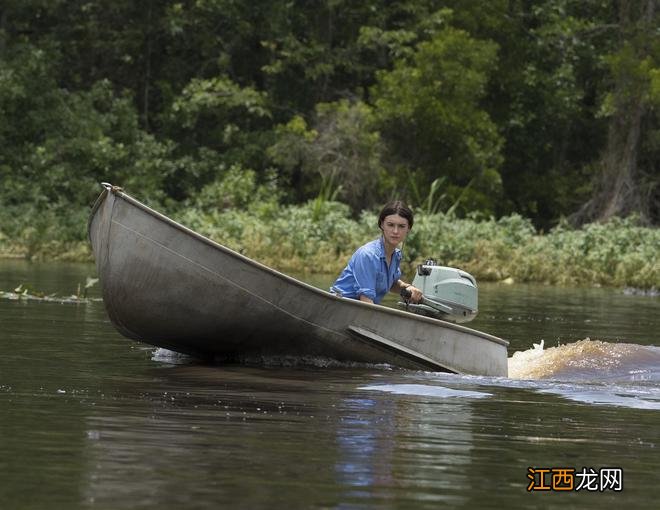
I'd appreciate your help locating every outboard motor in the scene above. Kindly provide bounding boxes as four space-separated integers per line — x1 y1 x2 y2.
398 259 478 323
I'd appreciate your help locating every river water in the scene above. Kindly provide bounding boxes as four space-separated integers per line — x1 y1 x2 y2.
1 260 659 509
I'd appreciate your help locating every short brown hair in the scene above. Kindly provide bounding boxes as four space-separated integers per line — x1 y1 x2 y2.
378 200 414 230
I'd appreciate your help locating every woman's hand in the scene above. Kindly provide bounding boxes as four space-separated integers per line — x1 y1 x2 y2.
396 281 423 303
406 285 423 303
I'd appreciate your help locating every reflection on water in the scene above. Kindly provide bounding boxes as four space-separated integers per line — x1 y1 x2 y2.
334 394 476 506
77 368 483 508
1 261 660 509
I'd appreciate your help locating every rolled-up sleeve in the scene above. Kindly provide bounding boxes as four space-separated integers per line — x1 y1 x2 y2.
351 249 378 300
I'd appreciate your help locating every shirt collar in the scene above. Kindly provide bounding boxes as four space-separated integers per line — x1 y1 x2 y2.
377 236 402 260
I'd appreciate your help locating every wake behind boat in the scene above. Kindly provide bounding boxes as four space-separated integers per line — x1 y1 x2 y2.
88 183 508 376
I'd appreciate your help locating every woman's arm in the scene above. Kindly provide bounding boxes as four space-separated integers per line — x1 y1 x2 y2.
351 249 379 302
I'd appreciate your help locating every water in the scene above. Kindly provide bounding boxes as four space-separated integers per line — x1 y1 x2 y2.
1 260 659 509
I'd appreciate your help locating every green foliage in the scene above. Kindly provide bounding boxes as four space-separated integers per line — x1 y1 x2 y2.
462 0 611 225
165 205 660 289
0 63 175 250
0 0 658 279
407 176 447 216
172 76 271 127
372 26 504 215
310 173 342 223
268 100 386 211
173 164 282 239
193 165 279 211
173 198 366 274
357 25 418 60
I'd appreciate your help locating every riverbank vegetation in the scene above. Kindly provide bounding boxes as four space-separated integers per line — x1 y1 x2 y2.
181 200 659 289
1 192 657 289
0 1 658 288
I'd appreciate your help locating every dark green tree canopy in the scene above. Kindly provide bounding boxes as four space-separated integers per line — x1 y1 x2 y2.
1 0 658 239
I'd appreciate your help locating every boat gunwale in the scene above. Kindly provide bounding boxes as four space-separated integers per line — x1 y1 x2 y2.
88 183 509 348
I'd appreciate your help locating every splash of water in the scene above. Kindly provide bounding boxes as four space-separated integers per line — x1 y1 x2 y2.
508 338 660 382
151 348 194 364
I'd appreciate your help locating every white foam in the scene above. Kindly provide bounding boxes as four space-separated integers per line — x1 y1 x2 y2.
151 348 193 364
359 383 492 399
537 384 660 410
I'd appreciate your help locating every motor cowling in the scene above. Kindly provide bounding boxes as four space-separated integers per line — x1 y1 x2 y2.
398 259 478 323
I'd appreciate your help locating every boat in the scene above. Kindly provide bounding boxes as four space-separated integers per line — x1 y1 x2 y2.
88 183 509 376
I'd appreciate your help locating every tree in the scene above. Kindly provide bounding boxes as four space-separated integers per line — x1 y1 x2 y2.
572 0 660 225
371 25 503 215
268 100 386 211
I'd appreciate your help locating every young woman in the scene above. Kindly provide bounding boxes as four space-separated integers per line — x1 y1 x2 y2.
331 201 423 304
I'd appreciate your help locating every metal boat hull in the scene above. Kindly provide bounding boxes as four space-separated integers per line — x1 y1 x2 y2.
88 185 509 376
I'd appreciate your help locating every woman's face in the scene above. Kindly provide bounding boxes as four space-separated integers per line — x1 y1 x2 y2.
381 214 410 247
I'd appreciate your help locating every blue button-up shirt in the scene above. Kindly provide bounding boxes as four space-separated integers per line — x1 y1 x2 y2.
331 237 402 304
